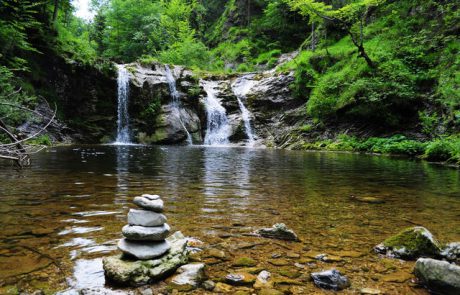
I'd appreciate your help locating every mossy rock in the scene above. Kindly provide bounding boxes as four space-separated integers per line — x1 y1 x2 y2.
233 257 257 267
375 226 442 260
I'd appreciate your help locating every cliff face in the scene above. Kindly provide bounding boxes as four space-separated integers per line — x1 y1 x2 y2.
23 50 118 143
121 62 305 147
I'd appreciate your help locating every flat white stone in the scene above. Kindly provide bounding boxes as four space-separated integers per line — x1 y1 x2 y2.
118 238 170 260
127 209 166 226
122 224 170 241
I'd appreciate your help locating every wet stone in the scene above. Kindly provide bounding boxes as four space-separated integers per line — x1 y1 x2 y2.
169 263 205 292
256 223 299 241
311 269 351 291
202 280 216 291
133 197 164 212
118 239 170 260
127 209 167 227
233 257 257 267
360 287 382 294
414 258 460 295
225 272 256 286
122 224 170 241
374 226 442 260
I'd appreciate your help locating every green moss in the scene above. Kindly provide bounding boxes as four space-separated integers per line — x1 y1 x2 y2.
233 257 257 267
382 227 441 258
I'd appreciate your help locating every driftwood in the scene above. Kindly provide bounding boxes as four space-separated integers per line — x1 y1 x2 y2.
0 96 56 167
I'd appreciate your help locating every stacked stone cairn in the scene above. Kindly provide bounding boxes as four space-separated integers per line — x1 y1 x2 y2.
118 194 171 259
103 194 189 286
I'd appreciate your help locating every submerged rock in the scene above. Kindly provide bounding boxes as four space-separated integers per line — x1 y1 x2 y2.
103 231 188 286
122 224 170 241
441 242 460 262
225 272 256 286
133 196 164 212
374 226 441 259
255 223 299 241
254 270 272 289
169 263 205 291
311 269 350 291
414 258 460 295
127 209 167 227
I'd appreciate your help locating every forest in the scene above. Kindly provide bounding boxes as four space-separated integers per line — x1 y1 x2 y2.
0 1 460 294
0 0 459 164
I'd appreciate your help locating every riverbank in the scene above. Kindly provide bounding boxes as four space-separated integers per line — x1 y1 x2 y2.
290 134 460 168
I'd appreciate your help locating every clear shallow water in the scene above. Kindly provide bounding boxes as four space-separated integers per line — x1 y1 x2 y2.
0 145 459 294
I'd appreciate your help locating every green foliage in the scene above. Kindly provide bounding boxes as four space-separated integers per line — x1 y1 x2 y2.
28 135 52 146
424 137 460 164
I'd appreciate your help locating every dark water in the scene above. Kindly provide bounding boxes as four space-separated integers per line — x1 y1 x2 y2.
0 145 459 294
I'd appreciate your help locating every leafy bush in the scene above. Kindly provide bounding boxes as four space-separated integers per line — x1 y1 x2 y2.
424 138 456 162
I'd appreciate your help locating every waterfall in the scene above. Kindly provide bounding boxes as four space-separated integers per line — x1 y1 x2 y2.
164 65 193 145
231 77 256 145
115 65 131 144
202 81 231 146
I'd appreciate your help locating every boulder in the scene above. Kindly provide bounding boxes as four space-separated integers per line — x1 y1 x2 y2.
414 258 460 295
168 263 205 291
256 223 299 241
122 224 170 241
311 269 350 291
133 197 164 212
127 209 167 227
118 239 170 260
374 226 442 259
103 232 188 286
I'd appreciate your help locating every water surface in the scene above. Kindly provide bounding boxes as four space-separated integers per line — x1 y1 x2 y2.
0 145 459 294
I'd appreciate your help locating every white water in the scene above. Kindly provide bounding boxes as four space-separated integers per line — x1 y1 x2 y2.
232 77 256 145
114 65 131 144
202 81 231 146
164 65 193 145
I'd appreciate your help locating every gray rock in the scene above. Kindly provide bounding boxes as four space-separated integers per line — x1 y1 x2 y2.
374 226 442 260
414 258 460 295
169 263 205 291
118 239 170 260
256 223 299 241
441 242 460 262
127 209 166 227
104 231 189 286
122 224 170 241
311 269 351 291
133 197 164 212
202 280 216 291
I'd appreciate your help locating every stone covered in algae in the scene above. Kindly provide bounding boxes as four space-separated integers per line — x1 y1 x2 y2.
374 226 442 259
103 231 188 286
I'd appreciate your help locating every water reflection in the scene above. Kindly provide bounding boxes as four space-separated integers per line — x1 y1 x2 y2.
0 145 459 293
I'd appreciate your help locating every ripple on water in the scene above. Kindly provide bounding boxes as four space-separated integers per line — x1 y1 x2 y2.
58 226 103 236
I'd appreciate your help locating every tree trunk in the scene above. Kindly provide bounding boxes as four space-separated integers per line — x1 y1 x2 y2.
52 0 59 23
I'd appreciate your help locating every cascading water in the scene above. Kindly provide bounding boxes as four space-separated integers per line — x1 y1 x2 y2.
231 77 256 145
201 81 231 146
115 65 131 144
164 65 193 145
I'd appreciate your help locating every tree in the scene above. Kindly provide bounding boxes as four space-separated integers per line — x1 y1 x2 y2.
285 0 386 68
